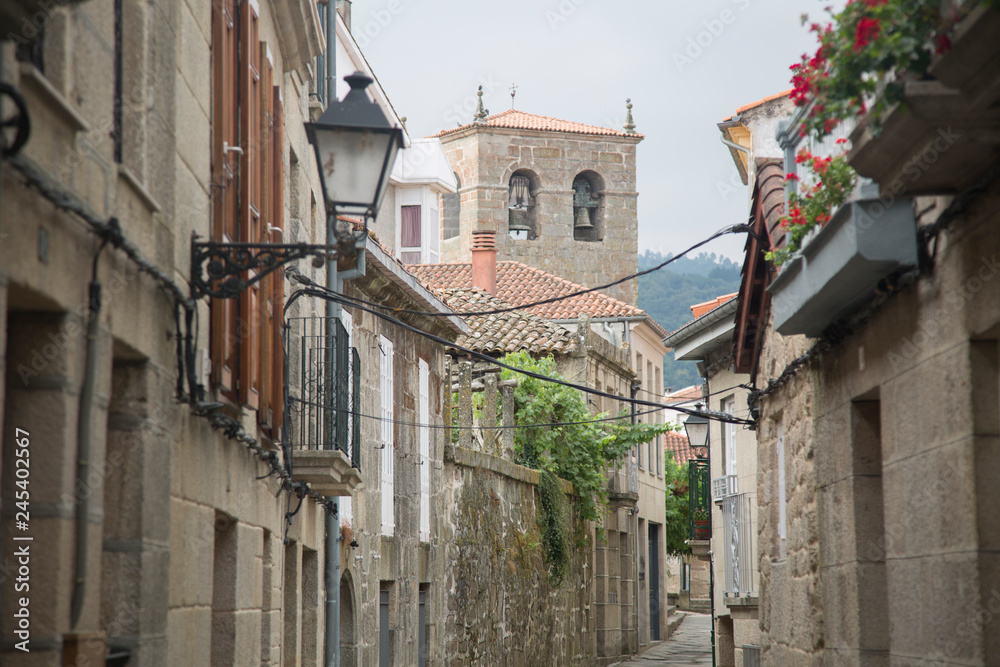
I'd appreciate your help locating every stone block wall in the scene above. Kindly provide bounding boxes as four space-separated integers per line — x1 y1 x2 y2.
439 128 641 306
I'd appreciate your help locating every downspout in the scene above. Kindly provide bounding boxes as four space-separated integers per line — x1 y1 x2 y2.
71 238 109 627
631 381 641 651
324 5 341 666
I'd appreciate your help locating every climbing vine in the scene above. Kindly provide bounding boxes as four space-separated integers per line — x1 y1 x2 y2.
498 351 672 584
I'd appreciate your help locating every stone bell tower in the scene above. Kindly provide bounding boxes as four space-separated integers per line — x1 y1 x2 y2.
435 92 643 306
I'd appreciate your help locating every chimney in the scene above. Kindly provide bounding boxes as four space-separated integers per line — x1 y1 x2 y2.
470 230 497 295
336 0 352 31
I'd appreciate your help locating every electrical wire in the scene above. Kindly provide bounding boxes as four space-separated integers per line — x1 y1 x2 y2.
287 287 753 426
327 404 668 431
286 222 753 319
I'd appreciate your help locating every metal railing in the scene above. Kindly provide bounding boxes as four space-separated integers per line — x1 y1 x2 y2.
284 316 360 469
689 459 710 540
722 492 756 597
712 474 738 502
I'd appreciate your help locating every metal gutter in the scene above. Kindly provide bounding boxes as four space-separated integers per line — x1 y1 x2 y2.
662 297 739 348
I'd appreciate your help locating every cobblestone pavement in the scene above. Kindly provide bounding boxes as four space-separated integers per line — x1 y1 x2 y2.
609 613 713 666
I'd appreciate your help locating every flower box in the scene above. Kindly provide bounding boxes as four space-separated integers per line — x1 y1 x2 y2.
847 78 999 196
768 189 918 337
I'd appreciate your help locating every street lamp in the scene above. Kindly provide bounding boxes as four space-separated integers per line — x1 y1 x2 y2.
305 71 404 230
684 402 709 453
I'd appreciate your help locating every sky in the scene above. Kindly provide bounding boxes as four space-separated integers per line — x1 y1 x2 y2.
359 0 827 261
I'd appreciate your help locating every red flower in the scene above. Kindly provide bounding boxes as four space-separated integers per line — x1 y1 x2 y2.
785 173 800 182
835 137 848 145
795 151 811 165
863 0 888 6
854 17 880 51
935 33 952 54
824 118 839 133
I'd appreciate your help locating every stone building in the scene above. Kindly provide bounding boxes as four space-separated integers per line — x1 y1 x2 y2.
434 100 643 306
731 8 1000 665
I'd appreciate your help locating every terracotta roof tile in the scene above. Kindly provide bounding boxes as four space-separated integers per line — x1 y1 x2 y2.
434 109 644 140
721 89 793 122
664 431 699 465
664 385 703 402
436 288 578 356
690 293 738 319
410 261 649 321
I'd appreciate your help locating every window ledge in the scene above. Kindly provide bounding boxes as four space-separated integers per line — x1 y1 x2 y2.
19 63 90 133
117 164 161 213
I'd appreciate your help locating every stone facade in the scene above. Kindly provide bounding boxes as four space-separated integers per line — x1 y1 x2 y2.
438 123 642 306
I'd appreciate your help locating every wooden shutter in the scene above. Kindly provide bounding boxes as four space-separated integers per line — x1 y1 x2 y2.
419 359 430 542
380 335 394 536
257 43 274 429
269 84 285 434
238 1 261 409
210 0 240 396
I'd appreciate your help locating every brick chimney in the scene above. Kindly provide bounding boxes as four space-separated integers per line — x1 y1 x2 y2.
470 230 497 295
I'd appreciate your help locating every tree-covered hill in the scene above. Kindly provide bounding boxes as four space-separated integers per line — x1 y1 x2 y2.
637 250 742 391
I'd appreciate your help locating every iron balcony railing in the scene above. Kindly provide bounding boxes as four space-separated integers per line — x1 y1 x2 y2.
712 474 738 503
722 492 756 597
285 316 361 470
689 459 710 540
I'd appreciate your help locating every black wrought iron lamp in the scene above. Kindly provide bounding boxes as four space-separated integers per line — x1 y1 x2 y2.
305 70 403 241
684 402 710 454
190 71 403 300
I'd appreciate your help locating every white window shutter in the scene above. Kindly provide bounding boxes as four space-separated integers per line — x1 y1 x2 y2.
419 359 430 542
380 335 394 536
341 310 354 526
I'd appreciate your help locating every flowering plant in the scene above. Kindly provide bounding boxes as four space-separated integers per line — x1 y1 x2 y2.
790 0 963 139
766 143 857 266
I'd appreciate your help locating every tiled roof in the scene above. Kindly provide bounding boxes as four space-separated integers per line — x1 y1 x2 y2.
410 261 647 321
436 288 578 356
434 109 644 139
690 293 739 319
664 431 699 464
665 385 703 403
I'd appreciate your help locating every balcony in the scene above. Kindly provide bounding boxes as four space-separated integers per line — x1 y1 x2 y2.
285 316 362 496
768 185 918 337
721 492 756 598
689 459 710 541
712 474 738 504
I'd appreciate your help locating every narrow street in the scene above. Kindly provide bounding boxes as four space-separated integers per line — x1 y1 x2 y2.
612 613 713 666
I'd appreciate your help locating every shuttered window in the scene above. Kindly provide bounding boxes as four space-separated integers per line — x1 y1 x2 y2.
210 0 283 435
418 359 430 542
341 310 354 527
380 335 395 536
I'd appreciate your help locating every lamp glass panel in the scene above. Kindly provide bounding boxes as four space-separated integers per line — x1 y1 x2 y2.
313 127 397 214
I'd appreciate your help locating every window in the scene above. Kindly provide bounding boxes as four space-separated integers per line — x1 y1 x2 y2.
380 335 395 536
507 170 538 240
419 359 431 542
209 0 284 435
379 586 391 667
400 205 422 264
572 171 604 242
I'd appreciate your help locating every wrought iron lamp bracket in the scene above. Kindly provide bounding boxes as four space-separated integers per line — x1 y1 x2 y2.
190 238 336 300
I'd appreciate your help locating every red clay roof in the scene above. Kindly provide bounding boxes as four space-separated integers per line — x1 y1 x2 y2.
664 431 698 465
410 261 647 321
435 288 578 356
690 293 738 319
434 109 644 140
665 385 703 403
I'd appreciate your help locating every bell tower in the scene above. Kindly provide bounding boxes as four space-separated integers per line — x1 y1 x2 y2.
435 97 643 306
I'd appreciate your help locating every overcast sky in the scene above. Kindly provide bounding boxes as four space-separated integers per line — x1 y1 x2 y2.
360 0 826 260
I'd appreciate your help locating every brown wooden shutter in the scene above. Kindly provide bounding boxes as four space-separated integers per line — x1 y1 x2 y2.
258 44 275 431
238 1 261 409
210 0 240 397
270 85 285 435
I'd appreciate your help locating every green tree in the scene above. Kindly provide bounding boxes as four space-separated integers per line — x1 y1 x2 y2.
498 351 671 583
664 451 692 557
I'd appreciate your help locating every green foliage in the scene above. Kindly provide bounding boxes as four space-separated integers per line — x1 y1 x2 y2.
537 470 570 585
663 452 692 557
636 251 742 392
497 351 672 583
